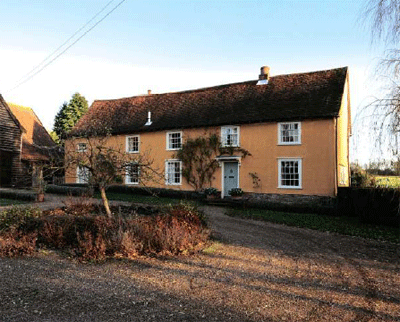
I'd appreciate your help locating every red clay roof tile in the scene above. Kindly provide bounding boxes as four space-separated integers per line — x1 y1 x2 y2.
71 67 348 136
7 103 56 161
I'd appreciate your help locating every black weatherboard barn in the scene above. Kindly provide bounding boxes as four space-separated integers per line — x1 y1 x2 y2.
0 94 23 186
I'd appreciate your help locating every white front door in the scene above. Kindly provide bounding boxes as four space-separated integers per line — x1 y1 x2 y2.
223 162 239 197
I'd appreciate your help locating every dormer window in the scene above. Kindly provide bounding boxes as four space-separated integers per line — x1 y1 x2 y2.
221 126 239 147
278 122 301 145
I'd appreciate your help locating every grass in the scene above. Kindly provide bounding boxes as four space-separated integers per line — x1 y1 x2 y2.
374 175 400 188
226 208 399 244
94 191 196 205
0 198 28 206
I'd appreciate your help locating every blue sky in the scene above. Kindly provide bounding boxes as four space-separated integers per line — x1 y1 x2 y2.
0 0 385 162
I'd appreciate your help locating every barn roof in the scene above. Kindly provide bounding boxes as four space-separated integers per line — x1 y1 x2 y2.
8 103 57 161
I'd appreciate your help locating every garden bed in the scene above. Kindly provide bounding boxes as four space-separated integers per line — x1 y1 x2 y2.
0 202 210 261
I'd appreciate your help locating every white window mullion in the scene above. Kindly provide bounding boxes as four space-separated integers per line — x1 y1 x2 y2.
166 131 182 150
278 158 302 189
221 126 240 147
278 122 301 145
165 159 182 185
126 135 140 153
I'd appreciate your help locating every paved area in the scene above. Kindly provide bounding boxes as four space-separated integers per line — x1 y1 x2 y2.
0 193 399 321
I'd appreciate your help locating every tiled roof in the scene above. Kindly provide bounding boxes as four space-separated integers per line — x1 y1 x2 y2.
71 67 348 136
7 103 57 161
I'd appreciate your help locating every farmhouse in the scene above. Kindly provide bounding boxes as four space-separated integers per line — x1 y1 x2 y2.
66 66 351 199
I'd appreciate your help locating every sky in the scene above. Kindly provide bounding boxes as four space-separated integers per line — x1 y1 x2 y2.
0 0 388 163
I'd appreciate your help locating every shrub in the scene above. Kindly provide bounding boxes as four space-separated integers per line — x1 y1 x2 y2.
0 206 42 232
0 190 36 201
104 185 203 200
229 188 244 197
204 187 219 196
1 202 209 261
0 232 37 257
337 186 400 226
45 184 92 197
351 165 375 187
132 203 209 256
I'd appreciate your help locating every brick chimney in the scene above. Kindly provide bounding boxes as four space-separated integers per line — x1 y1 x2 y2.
256 66 270 85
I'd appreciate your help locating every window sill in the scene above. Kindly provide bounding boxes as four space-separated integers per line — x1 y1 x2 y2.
278 186 302 189
277 143 301 146
127 151 140 154
221 145 240 148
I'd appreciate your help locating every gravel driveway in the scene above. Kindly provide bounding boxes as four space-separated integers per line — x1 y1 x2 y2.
0 205 399 321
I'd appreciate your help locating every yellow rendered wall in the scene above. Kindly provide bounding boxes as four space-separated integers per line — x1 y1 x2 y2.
337 77 351 187
65 119 338 196
239 119 337 196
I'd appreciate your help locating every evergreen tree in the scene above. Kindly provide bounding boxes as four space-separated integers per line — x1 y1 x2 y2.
53 93 88 142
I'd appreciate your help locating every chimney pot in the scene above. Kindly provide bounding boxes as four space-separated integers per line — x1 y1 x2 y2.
257 66 270 85
147 89 152 95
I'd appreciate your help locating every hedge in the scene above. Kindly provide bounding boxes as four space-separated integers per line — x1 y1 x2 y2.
46 184 203 200
337 187 400 226
0 190 36 201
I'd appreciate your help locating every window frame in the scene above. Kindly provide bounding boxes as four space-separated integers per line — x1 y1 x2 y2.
278 122 301 145
77 143 87 153
76 165 90 184
166 131 183 151
278 158 302 189
126 135 140 153
165 159 182 185
221 126 240 147
125 163 140 185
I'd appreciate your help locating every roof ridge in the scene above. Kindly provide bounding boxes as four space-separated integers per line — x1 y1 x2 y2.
92 66 348 103
72 66 348 137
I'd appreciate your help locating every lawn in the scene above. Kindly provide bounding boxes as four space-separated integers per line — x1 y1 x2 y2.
226 208 399 244
0 198 28 206
374 175 400 187
94 191 195 205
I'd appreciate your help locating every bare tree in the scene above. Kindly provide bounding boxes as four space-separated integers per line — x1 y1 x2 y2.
363 0 400 156
65 134 162 218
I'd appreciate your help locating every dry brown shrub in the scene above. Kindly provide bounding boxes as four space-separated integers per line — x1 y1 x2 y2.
0 231 37 257
41 217 68 248
62 194 97 216
76 230 106 261
131 204 210 256
1 202 209 261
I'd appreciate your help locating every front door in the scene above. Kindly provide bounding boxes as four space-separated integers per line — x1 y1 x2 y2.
223 162 239 197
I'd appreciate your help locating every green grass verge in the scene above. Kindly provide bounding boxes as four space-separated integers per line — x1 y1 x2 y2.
226 208 399 244
0 198 28 206
374 175 400 188
94 191 195 206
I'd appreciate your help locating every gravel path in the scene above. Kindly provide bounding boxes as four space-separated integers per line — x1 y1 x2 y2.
0 205 399 321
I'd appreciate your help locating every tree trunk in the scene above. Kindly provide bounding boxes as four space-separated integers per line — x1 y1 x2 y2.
100 186 112 218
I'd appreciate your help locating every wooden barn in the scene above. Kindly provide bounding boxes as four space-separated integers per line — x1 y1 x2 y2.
0 94 23 187
0 95 58 187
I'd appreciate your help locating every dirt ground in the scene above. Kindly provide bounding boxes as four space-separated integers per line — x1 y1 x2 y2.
0 205 399 322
